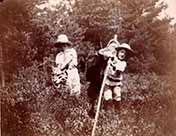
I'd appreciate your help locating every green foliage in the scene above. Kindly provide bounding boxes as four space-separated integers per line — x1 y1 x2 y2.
1 65 176 136
0 0 33 77
31 0 86 50
1 1 176 135
72 0 174 73
1 0 175 78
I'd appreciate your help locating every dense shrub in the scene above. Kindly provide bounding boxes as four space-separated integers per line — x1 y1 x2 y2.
1 64 176 136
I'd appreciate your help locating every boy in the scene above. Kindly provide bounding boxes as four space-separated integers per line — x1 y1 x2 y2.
99 41 134 110
87 37 134 117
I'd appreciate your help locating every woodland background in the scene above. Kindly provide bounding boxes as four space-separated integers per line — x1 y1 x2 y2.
1 0 176 136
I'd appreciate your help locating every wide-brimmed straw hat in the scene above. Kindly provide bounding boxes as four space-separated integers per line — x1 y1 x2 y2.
56 34 72 45
117 43 135 56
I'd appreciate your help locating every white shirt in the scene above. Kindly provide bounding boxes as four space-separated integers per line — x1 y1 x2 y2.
55 48 78 70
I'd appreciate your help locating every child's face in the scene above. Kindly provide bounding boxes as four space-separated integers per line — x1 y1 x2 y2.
117 49 126 61
55 43 69 51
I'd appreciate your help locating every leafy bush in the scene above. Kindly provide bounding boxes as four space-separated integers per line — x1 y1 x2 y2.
1 64 176 136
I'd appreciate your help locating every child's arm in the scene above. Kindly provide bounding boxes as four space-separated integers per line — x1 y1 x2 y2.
55 53 63 71
62 48 78 69
98 48 116 58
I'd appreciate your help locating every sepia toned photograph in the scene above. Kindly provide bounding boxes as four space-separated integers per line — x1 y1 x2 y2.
1 0 176 136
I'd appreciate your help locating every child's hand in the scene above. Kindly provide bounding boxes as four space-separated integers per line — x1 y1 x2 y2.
106 52 114 58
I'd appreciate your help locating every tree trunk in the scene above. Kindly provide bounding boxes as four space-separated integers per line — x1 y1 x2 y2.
0 45 5 87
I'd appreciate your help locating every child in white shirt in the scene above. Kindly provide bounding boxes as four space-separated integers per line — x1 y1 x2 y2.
52 34 80 96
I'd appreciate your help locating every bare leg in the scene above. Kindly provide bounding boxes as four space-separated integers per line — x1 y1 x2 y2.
113 86 122 112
